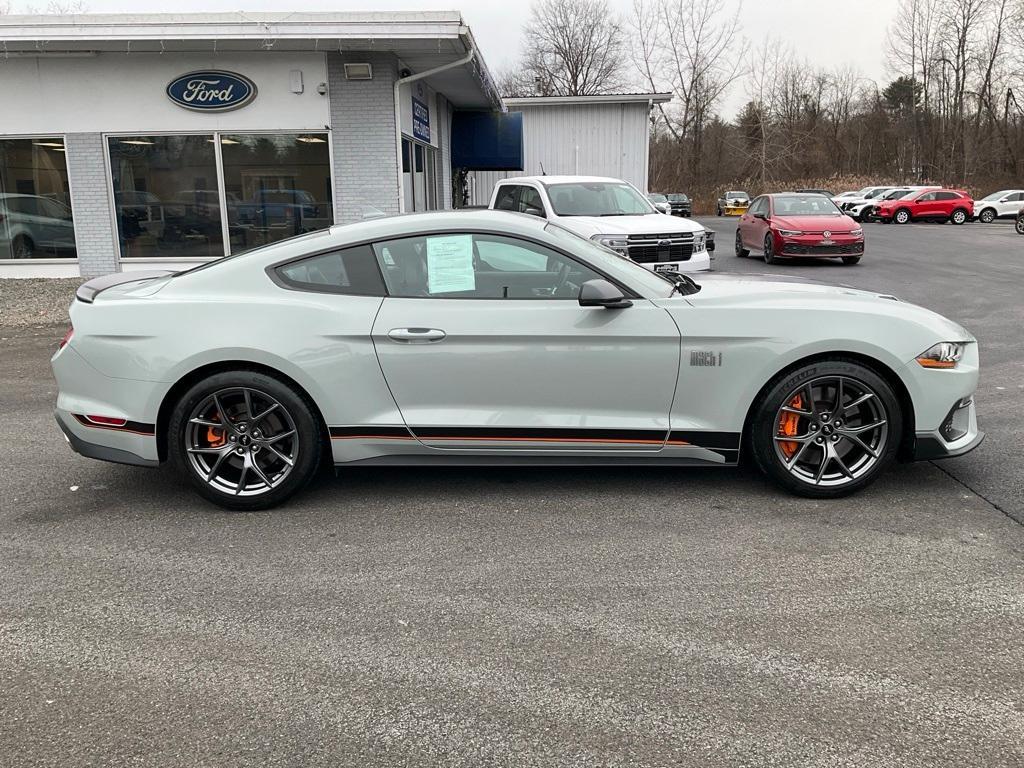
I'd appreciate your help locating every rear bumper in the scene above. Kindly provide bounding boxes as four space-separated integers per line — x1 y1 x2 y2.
55 411 159 468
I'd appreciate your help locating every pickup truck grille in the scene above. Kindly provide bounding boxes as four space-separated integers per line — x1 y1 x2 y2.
626 233 694 263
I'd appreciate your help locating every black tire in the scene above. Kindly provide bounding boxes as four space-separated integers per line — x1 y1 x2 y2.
735 229 749 257
716 206 723 216
1016 216 1024 235
11 235 34 259
763 234 778 265
750 358 903 498
842 256 861 265
950 208 968 225
979 208 996 224
168 370 322 511
893 208 911 224
858 207 872 222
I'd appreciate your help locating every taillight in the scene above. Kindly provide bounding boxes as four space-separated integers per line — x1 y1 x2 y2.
85 415 128 427
58 327 74 350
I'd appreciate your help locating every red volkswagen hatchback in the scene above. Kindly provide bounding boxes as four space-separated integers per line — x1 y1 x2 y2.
875 189 973 224
735 193 864 265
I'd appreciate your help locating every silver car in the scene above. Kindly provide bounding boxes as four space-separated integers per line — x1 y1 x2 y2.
53 210 983 510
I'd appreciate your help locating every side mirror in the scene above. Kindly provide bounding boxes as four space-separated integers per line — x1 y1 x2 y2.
578 279 632 309
999 197 1010 203
753 211 767 220
523 206 545 218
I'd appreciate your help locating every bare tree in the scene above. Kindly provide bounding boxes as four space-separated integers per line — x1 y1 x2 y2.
507 0 626 97
630 0 743 186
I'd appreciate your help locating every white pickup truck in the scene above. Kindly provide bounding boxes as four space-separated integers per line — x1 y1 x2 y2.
487 175 711 273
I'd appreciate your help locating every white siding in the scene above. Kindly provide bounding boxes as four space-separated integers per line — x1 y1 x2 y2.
470 100 652 206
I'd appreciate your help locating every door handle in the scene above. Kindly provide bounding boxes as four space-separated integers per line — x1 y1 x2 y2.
388 327 446 343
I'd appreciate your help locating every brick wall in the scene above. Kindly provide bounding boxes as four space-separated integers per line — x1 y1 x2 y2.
326 52 400 224
65 133 120 277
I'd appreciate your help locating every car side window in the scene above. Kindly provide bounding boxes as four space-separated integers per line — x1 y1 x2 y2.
916 192 936 202
517 186 546 216
1004 193 1022 202
749 197 767 216
936 191 959 201
372 233 602 300
275 244 387 296
493 186 518 211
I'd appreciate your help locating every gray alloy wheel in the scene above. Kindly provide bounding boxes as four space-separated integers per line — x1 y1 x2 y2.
169 371 322 510
185 387 299 498
11 235 34 259
735 229 748 257
979 208 996 223
950 208 968 225
894 209 911 224
751 360 902 498
1016 216 1024 235
763 234 777 265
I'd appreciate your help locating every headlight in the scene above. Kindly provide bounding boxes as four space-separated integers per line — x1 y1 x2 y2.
694 233 706 252
590 234 629 253
916 342 966 369
777 229 803 237
850 228 863 236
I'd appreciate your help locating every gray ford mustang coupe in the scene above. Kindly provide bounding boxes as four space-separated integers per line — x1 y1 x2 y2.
53 210 982 510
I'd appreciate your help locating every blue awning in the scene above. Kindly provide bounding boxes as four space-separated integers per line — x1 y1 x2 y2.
451 111 523 171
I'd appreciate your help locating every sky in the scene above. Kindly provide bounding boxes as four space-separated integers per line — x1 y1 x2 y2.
9 0 902 119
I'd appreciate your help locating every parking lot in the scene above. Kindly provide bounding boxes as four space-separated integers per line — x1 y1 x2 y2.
2 219 1023 766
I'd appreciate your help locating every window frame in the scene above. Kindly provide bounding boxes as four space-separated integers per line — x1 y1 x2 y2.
0 132 77 264
264 228 640 301
103 129 335 264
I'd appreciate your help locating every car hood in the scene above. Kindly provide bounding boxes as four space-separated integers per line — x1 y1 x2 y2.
771 215 858 233
676 273 973 340
555 213 705 238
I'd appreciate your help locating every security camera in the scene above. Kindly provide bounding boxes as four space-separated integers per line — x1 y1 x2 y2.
316 82 328 96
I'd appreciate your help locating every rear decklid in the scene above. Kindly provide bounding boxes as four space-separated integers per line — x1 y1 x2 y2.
75 270 175 303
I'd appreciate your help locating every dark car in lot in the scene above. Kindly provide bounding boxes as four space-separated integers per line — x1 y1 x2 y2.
665 193 691 217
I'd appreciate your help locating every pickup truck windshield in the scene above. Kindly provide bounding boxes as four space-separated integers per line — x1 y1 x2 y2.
545 182 655 217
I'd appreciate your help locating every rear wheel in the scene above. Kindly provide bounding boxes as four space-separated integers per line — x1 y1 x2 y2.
979 208 996 224
893 208 911 224
763 234 778 265
750 359 902 498
950 208 968 225
734 229 749 257
168 371 322 511
11 235 34 259
1016 216 1024 235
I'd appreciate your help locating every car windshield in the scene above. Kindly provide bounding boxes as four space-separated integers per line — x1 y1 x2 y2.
648 194 667 203
544 222 680 297
883 189 911 200
545 182 655 216
865 188 891 199
726 191 749 199
773 195 843 215
980 190 1011 201
667 194 688 201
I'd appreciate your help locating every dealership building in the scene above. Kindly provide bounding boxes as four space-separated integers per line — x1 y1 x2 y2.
0 12 664 278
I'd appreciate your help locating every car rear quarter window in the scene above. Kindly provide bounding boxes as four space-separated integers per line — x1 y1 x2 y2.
274 244 386 296
935 191 960 201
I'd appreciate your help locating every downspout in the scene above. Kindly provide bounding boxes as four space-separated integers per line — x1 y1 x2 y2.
394 46 476 214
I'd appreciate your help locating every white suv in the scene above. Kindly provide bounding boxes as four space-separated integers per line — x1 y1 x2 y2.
487 176 711 273
973 190 1024 223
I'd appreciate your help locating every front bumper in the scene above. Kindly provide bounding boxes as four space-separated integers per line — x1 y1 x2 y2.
644 251 712 273
721 205 749 216
912 398 984 460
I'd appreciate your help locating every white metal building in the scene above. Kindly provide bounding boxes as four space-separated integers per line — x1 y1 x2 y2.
468 94 671 206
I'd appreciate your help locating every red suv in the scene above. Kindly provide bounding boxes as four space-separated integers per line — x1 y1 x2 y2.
875 189 973 225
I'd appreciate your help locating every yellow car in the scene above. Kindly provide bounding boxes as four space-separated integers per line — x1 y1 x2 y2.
717 190 751 216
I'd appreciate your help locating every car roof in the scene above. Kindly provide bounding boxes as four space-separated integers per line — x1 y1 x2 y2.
509 175 627 186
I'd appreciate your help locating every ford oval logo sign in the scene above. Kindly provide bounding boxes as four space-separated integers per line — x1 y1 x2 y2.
166 71 257 112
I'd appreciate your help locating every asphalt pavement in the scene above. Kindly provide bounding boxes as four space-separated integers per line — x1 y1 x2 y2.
1 218 1023 767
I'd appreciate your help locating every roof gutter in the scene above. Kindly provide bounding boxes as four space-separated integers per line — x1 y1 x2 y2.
393 46 476 214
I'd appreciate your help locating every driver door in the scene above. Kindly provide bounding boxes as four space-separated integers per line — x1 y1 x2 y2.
370 231 680 451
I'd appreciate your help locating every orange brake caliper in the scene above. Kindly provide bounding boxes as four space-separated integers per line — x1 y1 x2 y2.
205 413 226 448
778 394 803 459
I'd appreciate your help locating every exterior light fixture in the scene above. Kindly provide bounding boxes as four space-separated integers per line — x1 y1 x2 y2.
343 62 373 80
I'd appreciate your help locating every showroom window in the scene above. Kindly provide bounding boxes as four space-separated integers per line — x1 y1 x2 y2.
108 132 334 260
0 138 77 260
108 135 223 259
220 133 333 254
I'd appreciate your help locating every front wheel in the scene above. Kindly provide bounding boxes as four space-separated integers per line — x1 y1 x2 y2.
950 208 968 225
978 208 996 224
735 229 749 257
763 234 778 265
750 359 902 498
716 206 723 216
893 209 911 224
168 371 323 511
